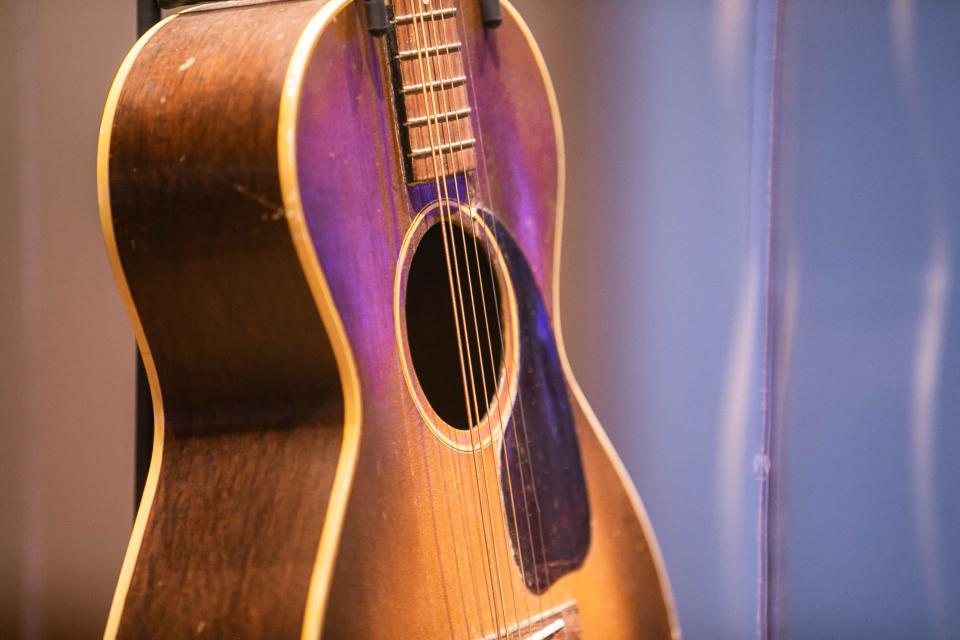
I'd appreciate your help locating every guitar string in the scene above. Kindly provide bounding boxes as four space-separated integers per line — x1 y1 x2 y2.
409 3 514 637
404 2 497 636
451 16 547 635
418 8 529 638
402 3 497 635
453 0 555 615
415 3 540 637
406 1 508 636
416 2 529 633
421 0 551 630
396 2 475 637
397 2 484 637
424 5 538 636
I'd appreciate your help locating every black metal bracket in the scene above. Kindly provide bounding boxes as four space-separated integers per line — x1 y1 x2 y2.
138 0 161 37
157 0 204 7
365 0 390 36
134 1 160 511
479 0 502 28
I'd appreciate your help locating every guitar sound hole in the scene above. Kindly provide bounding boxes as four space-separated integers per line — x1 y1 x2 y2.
406 220 505 431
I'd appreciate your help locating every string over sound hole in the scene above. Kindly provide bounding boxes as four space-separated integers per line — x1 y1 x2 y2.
405 219 504 430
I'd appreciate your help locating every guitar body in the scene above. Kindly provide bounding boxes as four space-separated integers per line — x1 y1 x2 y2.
98 1 677 638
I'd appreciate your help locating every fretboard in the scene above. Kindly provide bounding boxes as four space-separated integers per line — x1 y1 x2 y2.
388 0 477 183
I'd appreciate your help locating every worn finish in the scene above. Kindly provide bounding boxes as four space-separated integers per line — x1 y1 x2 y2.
100 0 677 638
294 1 676 638
100 2 349 638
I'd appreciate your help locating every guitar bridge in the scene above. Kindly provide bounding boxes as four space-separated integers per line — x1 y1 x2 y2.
482 601 582 640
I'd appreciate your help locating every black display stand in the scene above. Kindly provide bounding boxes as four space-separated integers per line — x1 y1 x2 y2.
134 0 160 510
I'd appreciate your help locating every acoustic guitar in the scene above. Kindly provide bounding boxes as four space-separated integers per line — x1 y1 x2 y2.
97 0 677 637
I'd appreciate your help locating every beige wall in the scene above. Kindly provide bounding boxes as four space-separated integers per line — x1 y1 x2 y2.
1 1 137 637
0 2 599 638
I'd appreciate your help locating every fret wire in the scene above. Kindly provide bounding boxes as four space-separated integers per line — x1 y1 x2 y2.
406 106 472 127
391 0 476 182
410 137 477 159
397 41 463 60
402 75 467 94
392 7 457 25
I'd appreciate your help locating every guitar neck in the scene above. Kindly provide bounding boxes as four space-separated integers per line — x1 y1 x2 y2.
387 0 478 184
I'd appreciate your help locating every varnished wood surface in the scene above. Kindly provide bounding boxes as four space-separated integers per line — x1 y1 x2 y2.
293 1 677 637
100 0 677 637
102 2 347 637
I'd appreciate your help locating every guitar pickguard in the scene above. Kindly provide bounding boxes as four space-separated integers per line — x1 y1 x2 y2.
493 217 591 595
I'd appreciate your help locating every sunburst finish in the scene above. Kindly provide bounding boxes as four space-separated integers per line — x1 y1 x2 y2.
98 1 678 638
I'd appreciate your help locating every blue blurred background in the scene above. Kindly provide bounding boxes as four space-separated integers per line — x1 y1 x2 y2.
517 0 960 638
1 0 958 637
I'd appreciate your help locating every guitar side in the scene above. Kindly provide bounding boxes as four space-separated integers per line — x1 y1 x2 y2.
98 2 359 637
